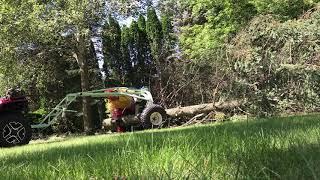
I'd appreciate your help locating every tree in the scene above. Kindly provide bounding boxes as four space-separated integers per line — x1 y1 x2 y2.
57 0 107 134
130 17 153 87
177 0 256 61
0 1 46 92
146 7 165 94
103 15 123 83
137 15 153 87
228 10 320 115
251 0 312 19
120 26 135 85
161 14 176 59
138 15 147 30
146 7 163 63
0 0 107 134
129 21 140 85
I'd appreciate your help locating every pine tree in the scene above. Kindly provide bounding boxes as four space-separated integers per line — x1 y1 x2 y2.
102 22 111 78
138 15 147 31
146 7 165 96
146 7 163 63
161 14 175 57
103 15 122 83
127 21 139 86
128 17 153 87
146 9 162 63
137 15 153 86
120 26 134 85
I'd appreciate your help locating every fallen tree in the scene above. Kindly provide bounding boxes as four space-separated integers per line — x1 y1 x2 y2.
165 100 244 117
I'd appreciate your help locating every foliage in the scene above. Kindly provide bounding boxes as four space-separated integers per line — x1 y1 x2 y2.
120 26 135 85
178 0 256 61
146 7 164 77
0 0 107 132
102 9 177 104
1 0 320 131
250 0 313 19
161 14 176 54
129 19 153 87
175 0 318 62
103 15 123 82
157 2 320 115
228 7 320 115
103 14 154 88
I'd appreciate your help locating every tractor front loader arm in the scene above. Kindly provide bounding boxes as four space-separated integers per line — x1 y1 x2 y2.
31 88 153 129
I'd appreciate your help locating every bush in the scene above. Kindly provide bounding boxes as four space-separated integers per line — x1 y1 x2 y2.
228 7 320 115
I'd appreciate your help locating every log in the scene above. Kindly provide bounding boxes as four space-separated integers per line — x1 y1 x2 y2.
165 100 243 117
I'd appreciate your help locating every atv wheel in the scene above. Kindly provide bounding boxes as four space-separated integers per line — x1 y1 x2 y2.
0 113 32 147
140 104 167 128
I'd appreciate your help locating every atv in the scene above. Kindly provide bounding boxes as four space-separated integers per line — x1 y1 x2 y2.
0 89 32 147
0 87 167 147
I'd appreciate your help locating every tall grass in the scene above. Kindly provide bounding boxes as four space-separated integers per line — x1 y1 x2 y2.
1 115 320 179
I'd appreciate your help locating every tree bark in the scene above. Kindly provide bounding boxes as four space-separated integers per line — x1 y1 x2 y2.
73 33 93 134
165 100 243 117
80 62 93 134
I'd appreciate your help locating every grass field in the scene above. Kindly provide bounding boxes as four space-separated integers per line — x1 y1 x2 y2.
1 115 320 179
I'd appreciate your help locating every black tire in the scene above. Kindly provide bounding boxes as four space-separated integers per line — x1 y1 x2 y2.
0 113 32 147
140 104 167 129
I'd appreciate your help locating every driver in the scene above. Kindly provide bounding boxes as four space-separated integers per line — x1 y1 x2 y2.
105 88 135 132
106 88 134 114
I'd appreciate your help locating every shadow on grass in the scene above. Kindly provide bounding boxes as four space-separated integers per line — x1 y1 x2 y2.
228 142 320 179
0 115 318 179
2 115 319 160
134 114 320 142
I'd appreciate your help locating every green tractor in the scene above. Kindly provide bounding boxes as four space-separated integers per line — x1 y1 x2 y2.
0 88 167 147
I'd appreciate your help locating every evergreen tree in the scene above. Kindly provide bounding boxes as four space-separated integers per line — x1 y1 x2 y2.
146 7 164 93
137 15 153 86
146 7 163 63
103 15 122 83
130 21 139 69
120 26 134 85
161 14 175 57
102 22 111 78
138 15 147 31
129 16 153 87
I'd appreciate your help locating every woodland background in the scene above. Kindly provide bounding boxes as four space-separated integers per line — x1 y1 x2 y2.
0 0 319 132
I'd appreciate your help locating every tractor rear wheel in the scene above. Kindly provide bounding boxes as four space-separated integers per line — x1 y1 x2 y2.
0 113 32 147
140 104 167 129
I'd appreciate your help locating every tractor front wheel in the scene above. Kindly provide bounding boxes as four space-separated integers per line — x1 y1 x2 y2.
0 113 32 147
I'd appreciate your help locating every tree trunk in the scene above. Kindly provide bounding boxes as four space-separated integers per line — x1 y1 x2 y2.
73 34 93 134
165 100 243 117
80 62 93 134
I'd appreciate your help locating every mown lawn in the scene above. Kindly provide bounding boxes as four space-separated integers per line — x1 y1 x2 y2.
1 115 320 179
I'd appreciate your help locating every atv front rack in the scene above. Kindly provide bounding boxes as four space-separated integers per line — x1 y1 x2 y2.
31 87 153 129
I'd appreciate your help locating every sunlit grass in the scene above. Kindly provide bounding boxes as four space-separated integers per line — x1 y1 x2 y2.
1 115 320 179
